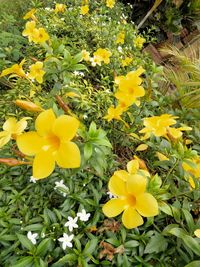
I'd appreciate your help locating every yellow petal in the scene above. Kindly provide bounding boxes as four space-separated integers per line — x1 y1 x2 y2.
114 170 129 181
126 174 147 196
33 150 55 179
16 132 44 156
55 141 80 168
15 118 29 135
136 144 148 151
194 229 200 238
122 207 143 229
102 198 126 217
108 172 127 196
0 132 11 148
3 118 17 132
35 109 56 136
53 115 79 141
127 159 139 174
136 193 158 217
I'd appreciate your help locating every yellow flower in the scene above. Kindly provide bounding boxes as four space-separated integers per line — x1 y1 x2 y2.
104 105 124 122
55 3 66 13
121 57 133 67
0 117 29 148
31 28 50 43
22 21 37 42
194 229 200 238
81 50 90 61
23 8 37 20
16 109 81 179
106 0 115 8
15 100 44 112
28 61 45 84
90 56 102 67
139 114 178 140
80 5 89 15
103 171 158 229
133 36 146 49
0 59 26 78
93 48 112 64
115 67 145 107
116 32 125 44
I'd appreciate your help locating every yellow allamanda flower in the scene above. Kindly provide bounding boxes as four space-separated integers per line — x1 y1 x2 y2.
80 5 89 15
0 117 29 148
55 3 66 13
115 67 145 107
121 57 133 67
134 36 146 49
0 59 26 78
23 8 37 20
93 48 112 64
106 0 115 9
16 109 81 179
22 21 37 42
139 114 192 140
102 167 158 229
28 61 45 84
81 50 90 61
104 105 125 122
31 28 50 44
116 32 125 44
15 100 44 112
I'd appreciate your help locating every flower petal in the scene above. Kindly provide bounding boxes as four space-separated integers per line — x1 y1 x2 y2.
3 118 17 132
55 141 80 168
126 174 147 196
33 150 55 179
17 132 44 156
136 193 158 217
102 198 126 217
127 160 139 174
53 115 79 141
108 172 127 196
122 207 143 229
35 109 56 136
0 132 11 148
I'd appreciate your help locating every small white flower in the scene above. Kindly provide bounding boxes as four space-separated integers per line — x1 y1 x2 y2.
55 180 69 197
58 233 74 249
27 231 38 245
83 114 88 119
77 209 91 222
117 46 123 53
107 191 116 199
30 176 37 183
64 216 78 232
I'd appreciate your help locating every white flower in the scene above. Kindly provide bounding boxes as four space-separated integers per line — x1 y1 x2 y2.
107 191 116 199
58 233 74 249
64 216 78 232
30 176 37 183
55 180 69 197
117 46 123 53
27 231 38 245
77 209 91 222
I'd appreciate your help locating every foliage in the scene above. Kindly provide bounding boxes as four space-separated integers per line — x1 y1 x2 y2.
0 0 200 266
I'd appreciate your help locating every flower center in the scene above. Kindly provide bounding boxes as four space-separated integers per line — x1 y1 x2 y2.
126 195 136 207
45 134 60 151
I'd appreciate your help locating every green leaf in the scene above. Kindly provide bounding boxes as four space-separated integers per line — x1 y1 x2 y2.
89 122 97 137
182 209 195 232
36 238 53 257
23 224 43 231
12 256 33 267
70 64 87 71
16 234 34 251
185 261 200 267
73 52 83 64
93 139 112 148
168 227 200 256
52 254 77 267
83 238 98 255
84 143 93 161
144 233 168 254
124 240 139 248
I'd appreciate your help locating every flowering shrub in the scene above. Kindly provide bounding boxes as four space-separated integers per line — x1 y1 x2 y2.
0 1 200 267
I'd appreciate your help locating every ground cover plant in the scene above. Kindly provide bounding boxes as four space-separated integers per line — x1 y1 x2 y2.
0 0 200 266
